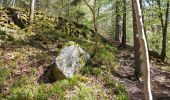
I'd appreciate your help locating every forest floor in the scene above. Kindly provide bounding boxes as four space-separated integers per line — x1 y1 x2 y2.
0 28 129 99
1 28 170 100
1 7 170 99
113 46 170 100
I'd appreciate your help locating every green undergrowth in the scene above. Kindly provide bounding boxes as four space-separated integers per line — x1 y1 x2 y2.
0 75 112 100
0 30 6 40
162 65 170 72
0 29 128 99
0 7 128 100
81 45 118 75
104 79 128 100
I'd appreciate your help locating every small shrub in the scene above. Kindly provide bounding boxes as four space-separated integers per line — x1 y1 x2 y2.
81 65 102 76
81 66 93 75
9 84 51 100
52 75 81 97
91 47 117 68
148 32 162 52
76 83 95 100
92 68 102 75
0 30 6 40
12 76 33 87
104 80 128 100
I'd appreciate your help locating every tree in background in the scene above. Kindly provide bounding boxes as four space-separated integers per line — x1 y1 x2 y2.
140 0 147 41
70 0 85 23
120 0 126 47
132 0 153 99
115 0 122 43
156 0 170 61
10 0 15 8
0 0 3 6
132 0 142 79
83 0 99 54
67 0 70 17
29 0 36 26
74 10 85 23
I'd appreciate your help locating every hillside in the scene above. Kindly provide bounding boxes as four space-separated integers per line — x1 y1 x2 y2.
0 7 170 100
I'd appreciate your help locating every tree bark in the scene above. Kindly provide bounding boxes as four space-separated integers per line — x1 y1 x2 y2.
67 0 70 17
156 0 169 61
160 1 169 61
83 0 99 54
115 0 122 43
93 0 99 53
120 0 126 47
139 0 148 43
10 0 15 8
29 0 36 26
157 0 164 29
132 1 142 79
0 0 3 6
12 0 15 8
132 0 153 100
2 0 8 7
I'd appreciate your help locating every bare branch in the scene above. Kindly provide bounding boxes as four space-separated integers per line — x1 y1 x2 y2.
83 0 93 13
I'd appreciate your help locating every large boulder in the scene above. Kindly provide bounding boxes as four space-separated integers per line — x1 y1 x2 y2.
51 41 90 80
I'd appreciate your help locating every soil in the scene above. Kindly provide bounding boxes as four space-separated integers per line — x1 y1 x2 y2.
114 49 170 100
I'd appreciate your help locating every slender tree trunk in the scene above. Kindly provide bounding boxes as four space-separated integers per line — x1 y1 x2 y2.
132 1 142 79
157 0 169 61
132 0 153 100
161 1 169 61
12 0 15 8
120 0 126 47
2 0 7 7
59 0 64 17
67 0 70 17
97 5 100 30
139 0 148 43
76 17 79 23
93 0 99 53
83 0 99 54
0 0 3 6
10 0 15 8
157 0 164 29
29 0 36 26
115 0 122 43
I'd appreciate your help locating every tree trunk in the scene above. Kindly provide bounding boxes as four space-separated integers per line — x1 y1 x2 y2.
161 1 169 61
0 0 3 6
12 0 15 8
120 0 126 47
83 0 99 54
93 0 99 54
139 0 148 43
2 0 7 7
132 1 142 79
67 0 70 18
157 0 164 29
97 5 100 30
29 0 36 26
132 0 153 100
10 0 15 8
115 0 122 43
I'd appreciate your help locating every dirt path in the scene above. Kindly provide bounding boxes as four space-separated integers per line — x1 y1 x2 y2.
114 49 170 100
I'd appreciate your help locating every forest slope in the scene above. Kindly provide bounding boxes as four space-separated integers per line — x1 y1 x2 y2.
0 7 170 100
0 7 127 99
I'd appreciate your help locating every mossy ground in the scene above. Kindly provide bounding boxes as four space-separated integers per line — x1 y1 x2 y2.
0 30 128 99
0 7 128 100
0 31 127 100
1 6 170 100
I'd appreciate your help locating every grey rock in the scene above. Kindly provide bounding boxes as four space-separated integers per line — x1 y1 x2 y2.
51 41 90 80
